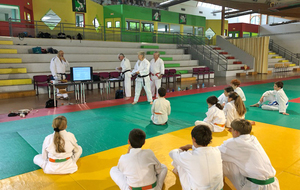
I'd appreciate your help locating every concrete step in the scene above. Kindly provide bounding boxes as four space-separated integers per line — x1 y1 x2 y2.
0 58 22 63
268 54 279 58
268 58 286 63
0 84 33 93
0 41 13 45
0 78 32 86
0 49 17 54
0 36 178 49
0 60 198 73
0 45 184 55
0 68 27 74
0 54 192 62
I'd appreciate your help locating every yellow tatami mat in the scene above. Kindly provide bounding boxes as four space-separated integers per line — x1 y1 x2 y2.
1 122 300 190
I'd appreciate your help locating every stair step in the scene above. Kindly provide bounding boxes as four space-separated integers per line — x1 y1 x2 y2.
0 58 22 63
233 61 242 64
0 68 27 74
226 56 235 59
0 41 13 45
213 47 221 50
146 51 166 55
278 60 289 63
271 56 282 59
219 52 228 55
165 63 180 68
268 52 276 55
141 45 159 49
176 70 188 74
0 79 32 86
0 49 17 54
0 90 35 99
161 57 173 61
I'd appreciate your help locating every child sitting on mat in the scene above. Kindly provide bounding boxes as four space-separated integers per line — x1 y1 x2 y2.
110 128 167 190
218 86 234 106
230 79 246 102
33 116 82 174
195 96 226 132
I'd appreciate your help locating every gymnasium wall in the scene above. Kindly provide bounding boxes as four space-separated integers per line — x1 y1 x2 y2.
260 23 300 53
206 19 228 44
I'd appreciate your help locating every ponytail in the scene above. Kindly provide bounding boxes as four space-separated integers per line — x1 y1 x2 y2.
228 92 246 116
207 96 223 110
52 116 67 153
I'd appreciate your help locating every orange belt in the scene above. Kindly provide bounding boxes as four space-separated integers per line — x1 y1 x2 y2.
154 112 162 115
151 73 160 77
214 123 225 127
49 157 70 163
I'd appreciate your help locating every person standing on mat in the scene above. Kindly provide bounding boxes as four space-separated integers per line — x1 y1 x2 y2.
131 51 153 105
150 52 165 98
50 50 69 99
117 53 132 99
33 116 82 174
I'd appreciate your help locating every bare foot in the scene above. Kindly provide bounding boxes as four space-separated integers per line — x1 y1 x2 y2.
250 121 256 125
124 97 130 100
150 101 153 105
172 168 178 175
283 112 289 115
132 102 137 105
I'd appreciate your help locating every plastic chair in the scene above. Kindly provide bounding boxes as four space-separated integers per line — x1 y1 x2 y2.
168 69 181 83
192 68 200 80
199 68 205 80
204 67 211 79
33 75 49 95
161 69 169 83
109 71 121 88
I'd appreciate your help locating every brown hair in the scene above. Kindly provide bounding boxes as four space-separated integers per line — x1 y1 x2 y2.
52 116 67 153
228 92 246 116
230 79 241 87
275 81 283 88
207 96 223 110
231 119 252 135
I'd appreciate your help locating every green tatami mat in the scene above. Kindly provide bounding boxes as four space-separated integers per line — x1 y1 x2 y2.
0 78 300 179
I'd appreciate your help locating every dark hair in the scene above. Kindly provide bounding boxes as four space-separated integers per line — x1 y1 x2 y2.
275 81 283 88
158 87 166 97
207 96 223 110
224 86 234 93
231 79 241 87
231 119 252 135
128 129 146 148
118 53 125 57
228 92 246 116
191 125 212 146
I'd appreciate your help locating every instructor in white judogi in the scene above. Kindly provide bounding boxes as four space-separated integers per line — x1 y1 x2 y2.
150 52 165 98
132 51 153 104
50 50 69 99
117 53 132 98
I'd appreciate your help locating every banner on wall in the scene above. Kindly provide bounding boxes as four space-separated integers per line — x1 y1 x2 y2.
152 10 161 21
72 0 86 13
179 14 186 24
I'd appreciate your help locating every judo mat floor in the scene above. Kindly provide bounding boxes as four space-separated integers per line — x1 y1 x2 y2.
0 77 300 190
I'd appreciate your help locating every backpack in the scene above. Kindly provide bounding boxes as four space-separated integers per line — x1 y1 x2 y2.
115 90 124 99
45 99 57 108
57 32 66 39
77 33 83 40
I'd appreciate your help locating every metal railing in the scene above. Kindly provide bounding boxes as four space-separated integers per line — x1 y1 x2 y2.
177 34 229 71
269 39 300 65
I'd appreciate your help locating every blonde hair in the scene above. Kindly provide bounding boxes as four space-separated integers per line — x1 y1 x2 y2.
228 92 246 116
138 51 145 58
52 116 67 153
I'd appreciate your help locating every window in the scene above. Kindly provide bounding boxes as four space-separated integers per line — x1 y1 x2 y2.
115 21 120 28
194 27 203 36
27 13 31 22
142 22 154 32
183 25 193 35
250 15 260 25
126 20 140 31
107 21 112 28
0 4 20 22
76 13 84 27
170 24 180 33
157 23 169 33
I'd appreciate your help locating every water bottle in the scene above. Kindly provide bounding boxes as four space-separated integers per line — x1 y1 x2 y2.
202 83 205 88
178 87 181 91
190 85 193 89
197 84 200 89
172 89 175 92
186 87 188 91
167 89 169 93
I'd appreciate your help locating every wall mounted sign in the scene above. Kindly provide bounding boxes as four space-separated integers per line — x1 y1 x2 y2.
72 0 86 13
179 14 186 24
152 10 161 21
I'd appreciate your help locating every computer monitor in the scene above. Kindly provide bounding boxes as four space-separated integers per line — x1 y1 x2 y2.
70 67 93 82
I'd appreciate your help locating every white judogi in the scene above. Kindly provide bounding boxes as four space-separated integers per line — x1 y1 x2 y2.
258 89 289 113
110 148 168 190
169 146 224 190
218 135 280 190
195 105 226 132
150 58 165 98
132 58 152 103
33 130 82 174
151 97 171 125
218 93 228 105
50 56 69 98
223 101 245 128
120 57 132 97
235 87 246 101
